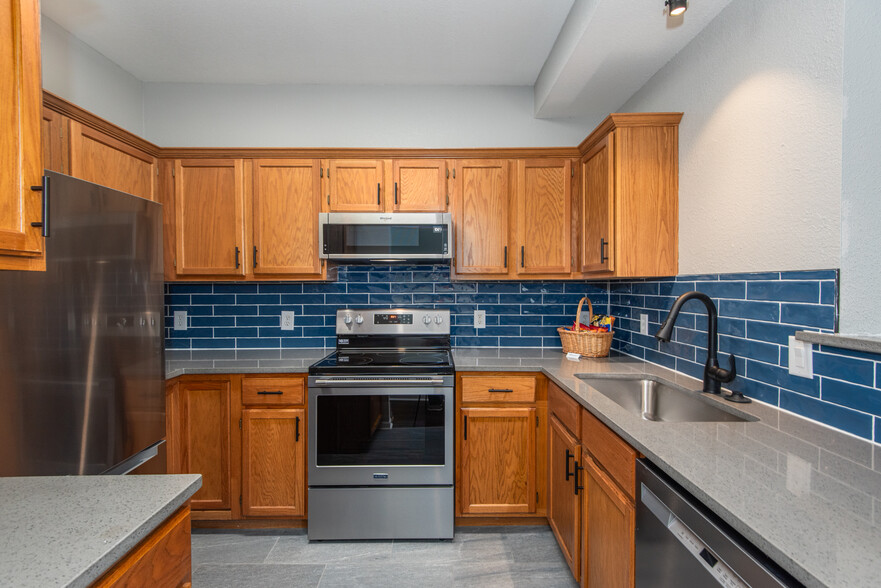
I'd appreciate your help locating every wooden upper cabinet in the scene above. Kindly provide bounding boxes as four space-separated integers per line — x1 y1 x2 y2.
391 159 447 212
579 113 681 278
326 159 383 211
452 159 510 275
515 159 572 275
242 408 306 517
459 407 536 515
174 159 245 276
68 121 157 201
581 134 614 274
251 159 321 276
41 107 65 174
0 0 44 270
178 379 232 511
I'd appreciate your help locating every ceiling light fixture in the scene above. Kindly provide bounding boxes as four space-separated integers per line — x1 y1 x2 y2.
666 0 687 16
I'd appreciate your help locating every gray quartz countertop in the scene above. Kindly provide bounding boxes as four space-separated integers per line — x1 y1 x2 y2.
0 474 201 588
165 348 332 378
166 347 881 587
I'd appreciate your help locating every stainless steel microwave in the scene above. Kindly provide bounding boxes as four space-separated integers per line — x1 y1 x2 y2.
318 212 452 263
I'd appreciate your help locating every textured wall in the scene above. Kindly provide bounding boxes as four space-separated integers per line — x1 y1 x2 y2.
41 17 146 136
620 0 843 276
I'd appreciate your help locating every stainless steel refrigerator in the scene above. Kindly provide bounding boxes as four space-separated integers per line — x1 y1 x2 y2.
0 171 165 476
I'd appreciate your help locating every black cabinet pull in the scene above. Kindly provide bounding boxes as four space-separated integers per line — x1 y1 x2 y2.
463 415 468 440
600 238 608 264
574 460 584 495
257 390 283 395
394 182 398 205
235 246 240 269
520 245 525 268
30 176 49 237
377 183 381 205
295 416 300 442
488 388 513 393
503 246 507 268
253 246 258 268
565 449 574 481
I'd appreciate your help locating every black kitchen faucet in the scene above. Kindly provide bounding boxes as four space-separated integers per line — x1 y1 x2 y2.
655 291 749 402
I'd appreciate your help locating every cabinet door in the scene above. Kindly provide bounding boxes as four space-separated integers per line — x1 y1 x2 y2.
174 159 245 276
581 133 615 274
392 159 447 212
41 108 65 173
549 415 582 581
179 380 232 511
327 159 383 211
516 159 571 275
251 159 321 276
583 454 635 588
242 408 305 517
460 407 535 514
452 159 510 275
68 121 157 201
0 0 43 268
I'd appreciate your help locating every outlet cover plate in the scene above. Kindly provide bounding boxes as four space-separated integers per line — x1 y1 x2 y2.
787 336 813 378
640 314 649 335
474 309 486 329
173 310 187 331
281 311 295 331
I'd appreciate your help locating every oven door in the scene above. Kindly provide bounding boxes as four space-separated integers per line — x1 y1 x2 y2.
308 382 454 486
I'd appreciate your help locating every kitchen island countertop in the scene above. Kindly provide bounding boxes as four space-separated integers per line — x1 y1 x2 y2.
0 474 201 588
166 347 881 587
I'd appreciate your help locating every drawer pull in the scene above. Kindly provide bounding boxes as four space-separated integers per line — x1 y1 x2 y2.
257 390 284 395
488 388 514 393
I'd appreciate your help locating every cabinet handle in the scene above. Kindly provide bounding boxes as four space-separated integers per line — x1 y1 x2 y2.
520 245 525 268
600 238 608 264
504 246 507 268
295 416 300 442
463 415 467 440
257 390 283 395
253 246 258 268
30 176 49 237
574 460 584 495
565 449 574 481
488 388 513 393
377 183 381 205
394 182 398 205
235 246 240 269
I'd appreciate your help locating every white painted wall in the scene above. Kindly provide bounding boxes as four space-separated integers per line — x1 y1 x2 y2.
142 83 596 148
621 0 843 276
839 0 881 335
41 17 145 136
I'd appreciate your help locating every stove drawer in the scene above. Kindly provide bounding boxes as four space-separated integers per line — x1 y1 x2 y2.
242 376 305 406
461 375 536 403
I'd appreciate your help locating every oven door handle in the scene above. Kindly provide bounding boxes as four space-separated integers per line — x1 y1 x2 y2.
312 378 447 386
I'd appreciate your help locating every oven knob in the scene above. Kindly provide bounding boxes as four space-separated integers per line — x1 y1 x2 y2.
343 315 353 325
355 314 364 324
422 315 432 325
435 315 443 324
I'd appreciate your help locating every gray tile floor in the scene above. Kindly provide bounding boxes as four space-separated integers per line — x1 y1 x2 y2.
191 526 579 587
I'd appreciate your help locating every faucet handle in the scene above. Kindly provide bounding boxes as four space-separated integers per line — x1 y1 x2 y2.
715 354 737 383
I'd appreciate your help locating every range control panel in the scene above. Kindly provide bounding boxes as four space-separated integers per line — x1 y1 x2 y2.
336 308 450 335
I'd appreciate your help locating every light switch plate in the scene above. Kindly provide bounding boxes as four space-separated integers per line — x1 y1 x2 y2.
787 336 813 378
640 314 649 335
281 311 295 331
173 310 187 331
474 309 486 329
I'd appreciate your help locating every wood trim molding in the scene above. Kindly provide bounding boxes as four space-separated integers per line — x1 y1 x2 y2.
43 90 162 157
578 112 683 155
161 146 581 160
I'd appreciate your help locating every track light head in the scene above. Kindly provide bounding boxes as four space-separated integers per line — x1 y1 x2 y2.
666 0 687 16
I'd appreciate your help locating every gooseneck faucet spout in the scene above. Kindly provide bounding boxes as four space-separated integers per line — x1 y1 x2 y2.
655 291 737 395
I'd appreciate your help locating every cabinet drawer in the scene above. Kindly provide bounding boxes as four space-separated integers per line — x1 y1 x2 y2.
242 376 305 406
461 376 536 403
581 408 637 499
548 381 580 438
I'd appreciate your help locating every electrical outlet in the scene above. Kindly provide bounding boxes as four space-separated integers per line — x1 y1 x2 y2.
281 311 295 331
474 309 486 329
173 310 187 331
640 314 649 335
787 336 813 378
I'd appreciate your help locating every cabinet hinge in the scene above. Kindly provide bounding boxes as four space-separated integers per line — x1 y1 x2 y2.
239 495 242 506
446 169 449 179
171 168 175 177
326 194 330 205
173 258 177 268
446 194 449 205
536 491 540 503
239 418 242 429
452 169 456 179
320 167 324 178
536 415 539 427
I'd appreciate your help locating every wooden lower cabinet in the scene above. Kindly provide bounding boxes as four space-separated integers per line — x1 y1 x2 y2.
92 506 192 588
459 407 536 514
582 454 635 588
242 408 306 517
548 414 582 580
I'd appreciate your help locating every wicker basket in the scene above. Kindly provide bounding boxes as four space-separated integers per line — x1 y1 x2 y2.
557 297 614 357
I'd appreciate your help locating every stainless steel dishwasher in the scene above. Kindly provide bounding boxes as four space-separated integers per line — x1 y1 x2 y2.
636 459 802 587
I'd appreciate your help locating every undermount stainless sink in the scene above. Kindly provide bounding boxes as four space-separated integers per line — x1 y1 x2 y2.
576 375 756 423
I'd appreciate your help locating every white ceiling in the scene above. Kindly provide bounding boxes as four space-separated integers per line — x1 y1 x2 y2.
41 0 734 118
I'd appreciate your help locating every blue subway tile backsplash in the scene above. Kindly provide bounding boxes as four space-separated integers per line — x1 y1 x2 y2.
165 266 881 445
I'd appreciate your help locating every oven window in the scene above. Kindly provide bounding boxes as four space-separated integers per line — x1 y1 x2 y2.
316 394 445 466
